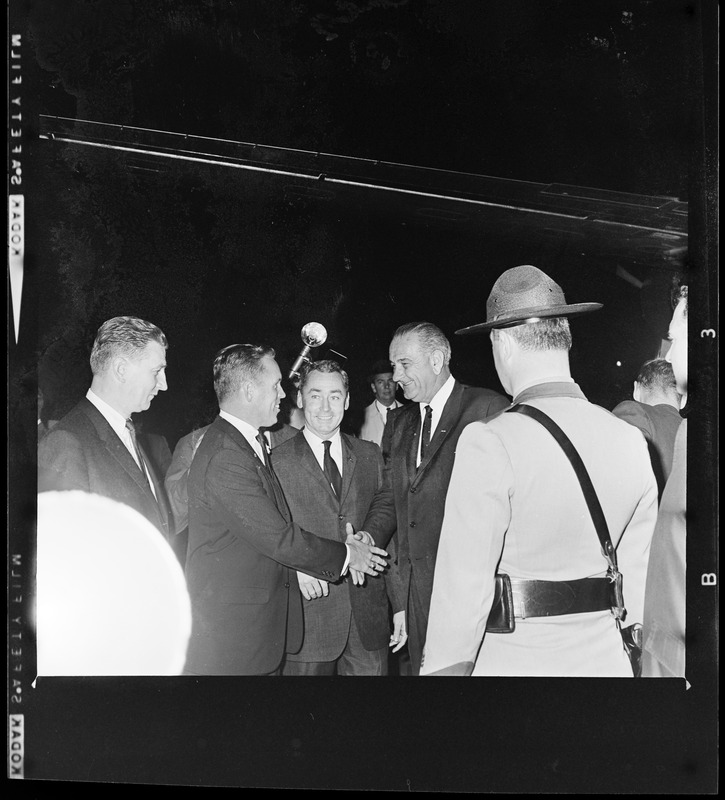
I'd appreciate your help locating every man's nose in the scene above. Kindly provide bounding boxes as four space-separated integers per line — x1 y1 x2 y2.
157 373 168 391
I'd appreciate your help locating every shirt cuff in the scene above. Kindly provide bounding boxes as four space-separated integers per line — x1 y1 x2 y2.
341 544 352 576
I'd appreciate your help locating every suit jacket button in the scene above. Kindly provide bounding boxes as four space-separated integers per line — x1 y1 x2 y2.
409 521 416 528
338 514 345 520
410 487 417 493
284 582 290 588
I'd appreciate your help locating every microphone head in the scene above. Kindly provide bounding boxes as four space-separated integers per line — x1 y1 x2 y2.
301 322 327 348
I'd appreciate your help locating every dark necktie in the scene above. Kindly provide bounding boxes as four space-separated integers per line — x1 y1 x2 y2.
322 440 342 499
125 418 150 487
419 405 433 462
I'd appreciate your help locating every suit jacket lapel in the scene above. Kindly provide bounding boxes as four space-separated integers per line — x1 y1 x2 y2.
81 399 161 502
216 416 290 519
136 436 171 531
400 404 420 484
419 380 463 470
295 434 340 503
340 434 357 505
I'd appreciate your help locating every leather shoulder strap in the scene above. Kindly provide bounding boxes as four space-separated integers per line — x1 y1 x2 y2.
507 403 618 572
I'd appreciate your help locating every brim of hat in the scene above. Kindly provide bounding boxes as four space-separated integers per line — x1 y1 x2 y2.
455 302 603 335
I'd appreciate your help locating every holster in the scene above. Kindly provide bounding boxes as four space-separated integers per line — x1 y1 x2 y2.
486 573 515 633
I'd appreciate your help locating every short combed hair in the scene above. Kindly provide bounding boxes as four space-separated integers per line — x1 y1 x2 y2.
494 317 572 352
213 343 275 404
392 322 451 366
636 358 678 394
298 359 349 394
89 316 167 375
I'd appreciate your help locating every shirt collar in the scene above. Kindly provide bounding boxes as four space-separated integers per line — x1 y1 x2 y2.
86 389 128 439
422 373 455 416
219 409 264 455
303 427 341 449
375 399 397 416
512 380 586 405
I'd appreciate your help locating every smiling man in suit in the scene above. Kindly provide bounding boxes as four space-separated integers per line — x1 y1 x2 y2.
38 316 172 539
383 321 509 674
183 344 389 676
273 360 402 676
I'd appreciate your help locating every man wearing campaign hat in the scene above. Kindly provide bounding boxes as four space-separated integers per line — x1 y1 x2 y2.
420 265 657 677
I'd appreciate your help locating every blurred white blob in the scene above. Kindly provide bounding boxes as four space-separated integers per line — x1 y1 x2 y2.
36 491 191 676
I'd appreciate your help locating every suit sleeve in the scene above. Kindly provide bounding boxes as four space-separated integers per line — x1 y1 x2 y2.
38 428 91 492
361 444 397 548
383 533 407 613
420 421 513 676
205 444 347 580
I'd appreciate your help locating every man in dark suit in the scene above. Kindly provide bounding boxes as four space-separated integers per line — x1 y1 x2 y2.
383 321 509 674
612 358 683 499
165 416 297 566
273 360 402 675
183 344 389 676
38 316 172 539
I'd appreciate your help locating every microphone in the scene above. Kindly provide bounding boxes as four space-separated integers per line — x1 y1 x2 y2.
289 322 328 379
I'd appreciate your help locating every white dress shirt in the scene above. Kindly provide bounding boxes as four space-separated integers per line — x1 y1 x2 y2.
219 410 266 461
86 389 157 499
302 427 343 479
416 374 455 466
375 399 400 424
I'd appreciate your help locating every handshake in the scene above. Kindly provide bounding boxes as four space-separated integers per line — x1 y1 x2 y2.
345 523 388 586
296 523 388 600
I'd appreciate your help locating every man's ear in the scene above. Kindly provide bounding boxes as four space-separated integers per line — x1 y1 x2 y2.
296 390 304 410
496 330 514 362
430 349 445 375
243 380 255 403
632 381 641 403
344 393 350 411
112 357 127 383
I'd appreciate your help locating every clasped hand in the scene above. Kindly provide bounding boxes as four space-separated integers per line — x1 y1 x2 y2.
296 570 329 601
345 523 388 586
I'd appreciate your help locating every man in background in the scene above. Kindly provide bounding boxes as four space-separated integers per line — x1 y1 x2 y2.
383 321 509 674
359 359 403 447
38 316 172 539
613 358 682 498
273 360 403 675
642 282 688 678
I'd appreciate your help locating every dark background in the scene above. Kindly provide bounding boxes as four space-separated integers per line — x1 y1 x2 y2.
19 0 695 449
9 0 718 792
